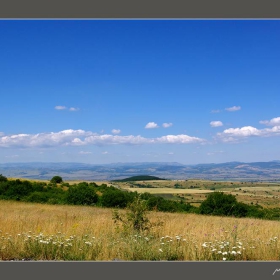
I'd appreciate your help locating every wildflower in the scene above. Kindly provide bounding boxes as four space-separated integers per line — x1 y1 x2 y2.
237 251 241 254
202 243 207 248
231 251 237 255
223 258 226 261
222 252 228 255
145 237 149 241
159 249 163 253
211 249 217 252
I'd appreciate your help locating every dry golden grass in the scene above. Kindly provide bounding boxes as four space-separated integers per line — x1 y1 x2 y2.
0 200 279 261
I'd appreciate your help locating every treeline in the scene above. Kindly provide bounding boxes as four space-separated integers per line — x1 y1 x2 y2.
0 175 279 221
111 175 166 182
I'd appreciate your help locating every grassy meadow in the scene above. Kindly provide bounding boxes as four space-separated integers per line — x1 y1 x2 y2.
0 200 279 261
115 179 280 208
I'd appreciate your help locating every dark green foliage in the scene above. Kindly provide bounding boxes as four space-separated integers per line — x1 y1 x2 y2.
100 187 136 208
66 182 98 205
0 174 7 182
4 180 34 200
199 192 249 217
112 175 166 182
50 176 63 184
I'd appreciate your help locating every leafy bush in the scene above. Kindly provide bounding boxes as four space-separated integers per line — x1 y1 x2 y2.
66 183 98 205
0 174 7 182
199 192 248 217
100 188 136 208
113 196 151 233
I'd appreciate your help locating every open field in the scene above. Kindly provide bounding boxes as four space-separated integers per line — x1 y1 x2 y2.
112 179 280 208
0 200 279 261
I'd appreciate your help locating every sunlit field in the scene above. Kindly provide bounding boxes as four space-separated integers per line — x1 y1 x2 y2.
0 200 279 261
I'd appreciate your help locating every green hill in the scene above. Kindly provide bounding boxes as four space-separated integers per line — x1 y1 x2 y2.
111 175 166 182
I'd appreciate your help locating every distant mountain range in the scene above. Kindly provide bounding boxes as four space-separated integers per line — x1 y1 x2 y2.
1 161 280 181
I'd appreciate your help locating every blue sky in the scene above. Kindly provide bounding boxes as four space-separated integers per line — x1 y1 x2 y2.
1 20 280 164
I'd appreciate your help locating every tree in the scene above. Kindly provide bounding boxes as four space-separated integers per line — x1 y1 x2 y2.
50 176 63 184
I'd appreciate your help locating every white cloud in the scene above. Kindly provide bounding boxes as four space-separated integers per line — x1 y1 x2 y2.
162 123 173 128
168 152 174 155
210 121 223 127
55 106 67 110
211 109 221 113
0 129 205 148
225 106 241 112
155 135 204 144
79 151 92 154
260 117 280 126
5 155 19 158
207 151 223 156
102 151 108 154
216 125 280 142
111 129 121 134
69 107 79 111
145 122 159 129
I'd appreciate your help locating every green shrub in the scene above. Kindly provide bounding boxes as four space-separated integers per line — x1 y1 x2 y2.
0 174 7 182
66 183 98 205
199 192 248 217
113 196 152 233
50 176 63 184
100 188 135 208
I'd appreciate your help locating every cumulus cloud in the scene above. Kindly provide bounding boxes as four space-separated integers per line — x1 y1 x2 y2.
69 107 80 111
260 117 280 126
225 106 241 112
55 105 67 110
210 121 223 127
0 129 92 148
156 134 204 144
145 122 159 129
162 123 173 128
111 129 121 134
0 129 205 148
216 125 280 142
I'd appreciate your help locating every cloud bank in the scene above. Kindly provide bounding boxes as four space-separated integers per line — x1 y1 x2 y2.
0 129 205 148
216 125 280 142
260 117 280 126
